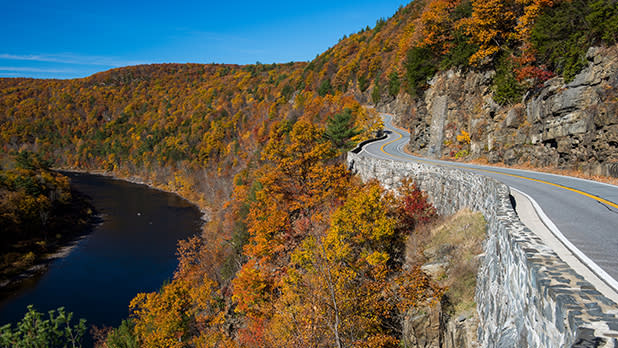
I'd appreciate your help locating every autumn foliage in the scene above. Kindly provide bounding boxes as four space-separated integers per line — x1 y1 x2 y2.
1 0 614 345
127 175 443 347
0 152 71 243
0 151 95 284
0 55 445 346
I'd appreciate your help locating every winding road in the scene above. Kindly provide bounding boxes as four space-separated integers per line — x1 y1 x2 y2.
363 114 618 295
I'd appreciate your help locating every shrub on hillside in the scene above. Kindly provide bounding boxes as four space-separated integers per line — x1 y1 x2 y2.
394 178 438 230
439 31 477 70
405 46 438 97
492 53 524 105
358 74 370 92
0 305 86 347
371 82 382 104
318 79 333 97
388 71 401 97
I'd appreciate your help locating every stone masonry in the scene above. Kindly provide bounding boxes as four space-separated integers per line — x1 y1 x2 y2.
347 150 618 347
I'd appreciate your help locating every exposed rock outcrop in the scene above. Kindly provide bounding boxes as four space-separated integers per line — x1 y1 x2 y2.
378 45 618 177
402 297 480 348
401 209 485 348
372 92 416 129
403 301 442 348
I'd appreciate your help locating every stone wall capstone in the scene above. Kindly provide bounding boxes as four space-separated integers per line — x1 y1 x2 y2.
347 150 618 348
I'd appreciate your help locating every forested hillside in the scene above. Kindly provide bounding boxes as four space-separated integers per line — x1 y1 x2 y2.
1 0 617 345
0 63 379 206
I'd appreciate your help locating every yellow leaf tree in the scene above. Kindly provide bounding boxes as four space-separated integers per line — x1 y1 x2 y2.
459 0 518 64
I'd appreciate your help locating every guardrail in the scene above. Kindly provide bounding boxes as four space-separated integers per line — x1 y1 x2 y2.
349 131 388 154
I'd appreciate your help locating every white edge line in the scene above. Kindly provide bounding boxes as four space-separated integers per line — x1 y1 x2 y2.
511 187 618 294
375 113 618 291
379 113 618 190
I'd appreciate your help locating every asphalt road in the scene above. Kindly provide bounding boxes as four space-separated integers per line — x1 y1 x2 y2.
362 114 618 284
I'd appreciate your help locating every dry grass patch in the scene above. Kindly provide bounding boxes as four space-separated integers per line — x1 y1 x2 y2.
418 209 486 314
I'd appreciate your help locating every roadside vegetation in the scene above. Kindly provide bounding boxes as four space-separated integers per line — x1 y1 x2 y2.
419 209 486 314
0 151 95 288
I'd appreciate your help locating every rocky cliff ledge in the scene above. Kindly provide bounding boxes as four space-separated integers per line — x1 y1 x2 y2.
375 45 618 177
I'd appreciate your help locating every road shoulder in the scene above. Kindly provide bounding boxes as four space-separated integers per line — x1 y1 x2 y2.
511 188 618 305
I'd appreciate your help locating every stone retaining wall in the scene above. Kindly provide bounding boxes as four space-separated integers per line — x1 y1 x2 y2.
347 151 618 347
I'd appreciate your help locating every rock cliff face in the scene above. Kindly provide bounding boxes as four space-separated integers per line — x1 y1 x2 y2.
376 45 618 177
402 300 479 348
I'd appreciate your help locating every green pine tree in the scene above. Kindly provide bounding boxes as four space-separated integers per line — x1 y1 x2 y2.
324 108 361 152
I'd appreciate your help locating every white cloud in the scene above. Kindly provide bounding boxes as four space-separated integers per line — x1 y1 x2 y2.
0 66 76 74
0 53 147 67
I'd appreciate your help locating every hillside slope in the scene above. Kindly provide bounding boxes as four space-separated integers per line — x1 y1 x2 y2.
0 62 379 206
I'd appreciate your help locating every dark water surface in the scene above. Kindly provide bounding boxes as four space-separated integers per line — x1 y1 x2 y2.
0 172 202 340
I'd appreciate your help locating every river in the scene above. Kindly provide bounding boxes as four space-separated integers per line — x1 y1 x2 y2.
0 172 203 343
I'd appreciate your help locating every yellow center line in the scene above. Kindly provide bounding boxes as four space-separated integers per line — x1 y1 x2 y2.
379 129 403 155
473 168 618 209
378 126 618 210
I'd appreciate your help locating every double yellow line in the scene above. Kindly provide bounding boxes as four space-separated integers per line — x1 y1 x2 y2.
379 127 618 210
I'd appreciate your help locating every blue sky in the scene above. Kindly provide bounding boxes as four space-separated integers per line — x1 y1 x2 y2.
1 1 406 79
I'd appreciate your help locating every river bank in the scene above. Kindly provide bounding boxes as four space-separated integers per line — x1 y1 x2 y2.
0 189 98 294
1 165 212 296
0 172 204 336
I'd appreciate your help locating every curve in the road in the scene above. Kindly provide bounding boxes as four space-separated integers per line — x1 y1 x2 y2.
365 114 618 291
379 127 618 209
